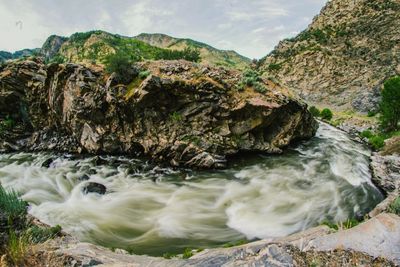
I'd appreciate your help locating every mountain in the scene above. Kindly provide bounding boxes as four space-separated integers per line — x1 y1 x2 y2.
0 49 40 63
134 33 251 70
259 0 400 112
41 31 250 70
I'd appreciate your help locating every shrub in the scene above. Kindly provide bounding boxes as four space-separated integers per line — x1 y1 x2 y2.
104 52 134 76
320 108 333 120
240 69 267 94
369 135 385 150
138 70 151 79
380 76 400 131
309 106 320 117
360 130 373 139
367 111 377 117
170 111 182 122
254 82 267 93
268 63 282 71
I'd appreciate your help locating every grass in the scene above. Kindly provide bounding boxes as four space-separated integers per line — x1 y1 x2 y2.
0 184 62 264
0 185 28 220
0 116 15 136
388 197 400 215
222 239 248 248
321 218 360 231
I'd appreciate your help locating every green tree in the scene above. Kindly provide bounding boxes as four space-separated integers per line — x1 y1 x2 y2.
309 106 320 117
104 52 133 76
380 76 400 131
320 108 333 120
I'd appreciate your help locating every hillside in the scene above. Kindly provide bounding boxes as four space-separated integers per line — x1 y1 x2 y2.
0 49 40 63
135 33 251 70
41 31 250 69
259 0 400 112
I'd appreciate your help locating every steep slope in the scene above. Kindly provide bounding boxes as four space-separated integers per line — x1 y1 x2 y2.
135 33 251 70
41 31 250 69
260 0 400 112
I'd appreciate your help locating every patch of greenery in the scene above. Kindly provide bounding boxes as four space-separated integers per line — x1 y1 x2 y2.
0 116 15 136
239 69 267 94
379 76 400 131
138 70 151 79
0 185 27 220
309 106 320 117
268 63 282 71
27 225 62 244
367 111 377 117
182 248 194 259
320 108 333 121
156 47 201 62
6 230 30 266
389 197 400 215
104 51 135 76
360 130 373 139
322 218 360 231
222 239 248 248
369 135 385 150
170 111 183 122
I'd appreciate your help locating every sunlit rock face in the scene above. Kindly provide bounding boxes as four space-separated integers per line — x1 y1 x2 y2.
0 59 317 168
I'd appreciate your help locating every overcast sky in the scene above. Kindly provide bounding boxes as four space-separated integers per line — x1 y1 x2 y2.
0 0 328 59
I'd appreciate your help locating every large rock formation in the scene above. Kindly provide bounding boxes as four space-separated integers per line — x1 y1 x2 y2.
0 59 317 168
260 0 400 112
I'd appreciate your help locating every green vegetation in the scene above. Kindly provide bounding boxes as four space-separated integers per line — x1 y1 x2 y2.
320 108 333 121
322 218 360 231
0 116 15 136
182 248 194 259
379 76 400 131
155 47 201 62
104 51 135 76
389 197 400 215
47 54 66 64
138 70 151 79
0 184 62 265
309 106 321 117
267 63 282 71
359 130 385 150
238 69 267 93
170 111 183 122
222 239 248 248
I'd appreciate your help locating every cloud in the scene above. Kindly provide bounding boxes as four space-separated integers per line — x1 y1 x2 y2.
0 0 328 58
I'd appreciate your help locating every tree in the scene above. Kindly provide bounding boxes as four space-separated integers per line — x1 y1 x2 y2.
320 108 333 120
380 76 400 131
104 52 133 76
309 106 320 117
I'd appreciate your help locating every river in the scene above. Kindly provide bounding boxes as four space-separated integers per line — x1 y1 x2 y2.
0 123 383 256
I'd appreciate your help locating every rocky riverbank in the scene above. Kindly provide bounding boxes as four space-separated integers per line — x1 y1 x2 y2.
0 58 317 169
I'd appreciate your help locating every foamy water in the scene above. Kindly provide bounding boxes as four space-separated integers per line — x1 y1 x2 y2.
0 123 383 255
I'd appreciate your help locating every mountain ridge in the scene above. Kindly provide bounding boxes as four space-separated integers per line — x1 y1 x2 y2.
259 0 400 112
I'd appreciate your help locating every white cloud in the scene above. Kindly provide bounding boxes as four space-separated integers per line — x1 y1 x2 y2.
0 0 328 58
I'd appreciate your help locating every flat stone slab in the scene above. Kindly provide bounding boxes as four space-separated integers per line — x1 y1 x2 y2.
304 213 400 265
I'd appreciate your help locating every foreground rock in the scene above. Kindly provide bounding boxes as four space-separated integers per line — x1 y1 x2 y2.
27 219 397 267
0 59 317 168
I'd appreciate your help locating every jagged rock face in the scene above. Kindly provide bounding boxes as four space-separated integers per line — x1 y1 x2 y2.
260 0 400 112
0 59 317 168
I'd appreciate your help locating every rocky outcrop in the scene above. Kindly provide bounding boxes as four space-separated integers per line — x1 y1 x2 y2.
27 217 398 266
260 0 400 112
0 59 317 168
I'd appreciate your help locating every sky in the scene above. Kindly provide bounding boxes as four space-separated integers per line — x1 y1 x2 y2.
0 0 328 59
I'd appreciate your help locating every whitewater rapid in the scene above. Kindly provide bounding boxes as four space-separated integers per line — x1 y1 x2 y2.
0 123 383 255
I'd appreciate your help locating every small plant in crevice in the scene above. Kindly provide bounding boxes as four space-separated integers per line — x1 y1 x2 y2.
170 111 183 122
182 248 194 259
138 70 151 79
321 218 360 231
389 197 400 215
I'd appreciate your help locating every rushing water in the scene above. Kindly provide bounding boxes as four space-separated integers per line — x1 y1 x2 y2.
0 123 383 256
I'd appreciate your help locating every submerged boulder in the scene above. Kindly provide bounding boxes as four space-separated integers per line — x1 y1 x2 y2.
0 59 318 168
83 182 107 195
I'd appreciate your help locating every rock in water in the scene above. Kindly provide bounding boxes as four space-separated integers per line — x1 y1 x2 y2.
82 182 107 195
0 59 318 168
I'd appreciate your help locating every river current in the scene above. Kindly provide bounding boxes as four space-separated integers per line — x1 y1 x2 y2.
0 123 383 255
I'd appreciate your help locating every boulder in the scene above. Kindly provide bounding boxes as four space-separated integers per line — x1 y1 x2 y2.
82 182 107 195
